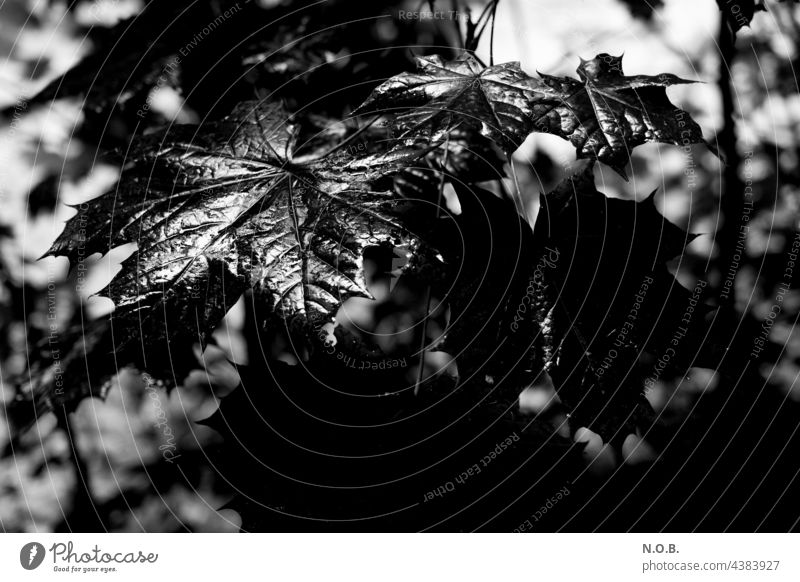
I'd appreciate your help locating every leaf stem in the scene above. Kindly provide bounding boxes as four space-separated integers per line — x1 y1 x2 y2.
414 134 450 395
451 0 465 49
489 0 499 66
468 0 499 56
507 152 528 222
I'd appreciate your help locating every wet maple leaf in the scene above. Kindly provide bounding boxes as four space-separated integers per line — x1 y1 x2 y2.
357 53 709 177
533 54 707 176
46 101 439 364
354 53 543 152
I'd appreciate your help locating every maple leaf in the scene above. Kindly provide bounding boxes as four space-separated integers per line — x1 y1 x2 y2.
532 167 712 439
46 101 440 375
431 183 540 403
354 54 543 153
533 54 707 177
355 53 709 177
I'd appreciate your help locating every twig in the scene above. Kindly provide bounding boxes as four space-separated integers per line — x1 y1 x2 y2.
414 134 451 396
713 10 744 308
507 152 528 221
489 0 499 66
468 0 499 54
451 0 465 49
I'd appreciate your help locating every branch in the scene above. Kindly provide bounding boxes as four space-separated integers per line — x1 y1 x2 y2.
713 10 745 308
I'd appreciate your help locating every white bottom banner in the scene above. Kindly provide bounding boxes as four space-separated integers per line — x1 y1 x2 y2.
1 534 798 581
